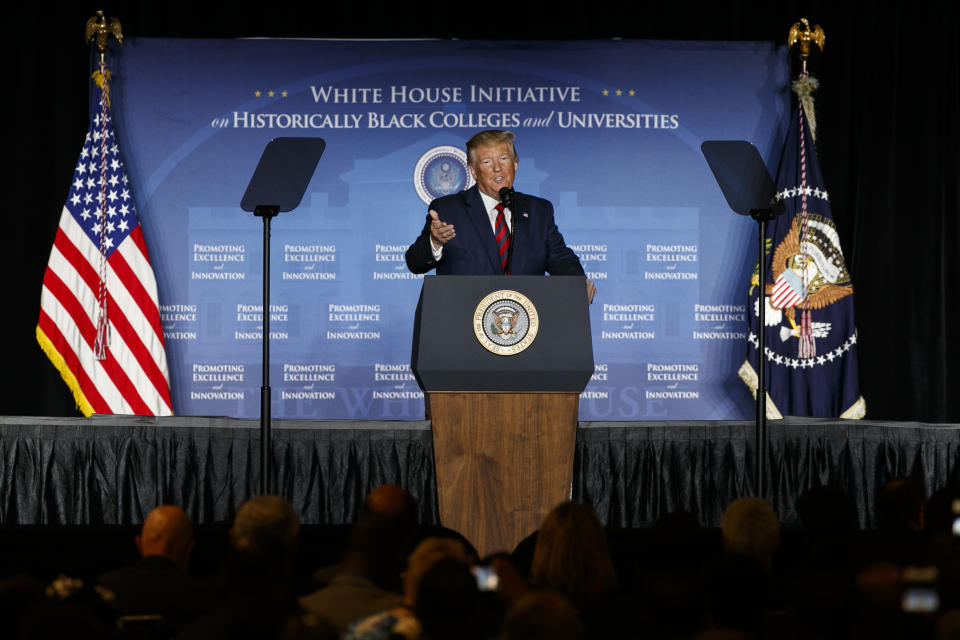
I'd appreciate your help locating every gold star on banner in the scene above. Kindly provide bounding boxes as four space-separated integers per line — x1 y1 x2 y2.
602 89 609 96
281 90 288 98
615 89 622 96
628 89 636 96
254 90 262 97
267 90 275 97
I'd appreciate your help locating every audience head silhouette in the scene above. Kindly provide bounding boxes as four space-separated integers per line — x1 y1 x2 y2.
530 501 616 607
362 484 418 527
136 504 195 571
231 494 301 552
721 497 780 569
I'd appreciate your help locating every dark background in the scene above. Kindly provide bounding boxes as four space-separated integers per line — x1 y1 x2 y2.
9 2 958 422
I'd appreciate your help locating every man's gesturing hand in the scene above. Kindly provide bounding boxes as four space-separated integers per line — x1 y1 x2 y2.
429 210 456 250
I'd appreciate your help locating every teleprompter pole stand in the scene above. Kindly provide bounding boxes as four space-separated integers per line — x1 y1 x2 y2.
255 205 279 494
241 137 326 495
749 205 778 497
701 141 784 498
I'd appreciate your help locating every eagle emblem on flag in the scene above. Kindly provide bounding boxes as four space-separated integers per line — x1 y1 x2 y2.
763 215 852 346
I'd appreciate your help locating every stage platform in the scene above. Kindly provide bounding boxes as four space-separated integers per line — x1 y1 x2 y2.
1 415 956 529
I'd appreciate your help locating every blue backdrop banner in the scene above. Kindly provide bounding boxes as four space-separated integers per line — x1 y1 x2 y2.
108 38 789 421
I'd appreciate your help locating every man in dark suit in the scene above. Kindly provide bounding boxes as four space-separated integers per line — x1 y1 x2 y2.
98 505 220 634
405 130 596 302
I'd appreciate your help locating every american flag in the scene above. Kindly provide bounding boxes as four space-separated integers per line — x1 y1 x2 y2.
36 67 172 416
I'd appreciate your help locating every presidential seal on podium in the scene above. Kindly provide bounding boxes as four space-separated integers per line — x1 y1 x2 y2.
473 290 539 355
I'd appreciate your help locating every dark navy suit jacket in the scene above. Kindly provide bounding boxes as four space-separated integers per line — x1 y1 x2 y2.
405 185 584 276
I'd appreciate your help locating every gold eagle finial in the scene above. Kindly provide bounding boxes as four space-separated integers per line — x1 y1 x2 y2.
85 10 123 64
788 18 825 74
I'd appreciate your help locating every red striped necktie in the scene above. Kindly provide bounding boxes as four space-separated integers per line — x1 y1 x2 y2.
494 203 510 273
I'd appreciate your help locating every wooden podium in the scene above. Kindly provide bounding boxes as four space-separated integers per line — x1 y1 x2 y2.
412 276 593 557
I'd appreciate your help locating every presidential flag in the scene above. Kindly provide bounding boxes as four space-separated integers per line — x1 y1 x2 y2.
36 65 173 416
739 75 865 419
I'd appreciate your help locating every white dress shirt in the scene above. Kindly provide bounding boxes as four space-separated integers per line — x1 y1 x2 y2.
432 190 512 260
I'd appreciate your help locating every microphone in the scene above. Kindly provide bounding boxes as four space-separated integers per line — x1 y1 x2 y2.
498 186 515 213
499 187 518 275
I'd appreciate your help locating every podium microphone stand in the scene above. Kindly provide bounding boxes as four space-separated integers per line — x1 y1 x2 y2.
240 137 326 494
701 141 784 498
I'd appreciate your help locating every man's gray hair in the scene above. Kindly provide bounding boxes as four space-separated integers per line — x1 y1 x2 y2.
232 494 300 550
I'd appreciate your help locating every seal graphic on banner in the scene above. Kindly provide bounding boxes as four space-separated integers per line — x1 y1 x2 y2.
474 290 539 355
413 145 474 205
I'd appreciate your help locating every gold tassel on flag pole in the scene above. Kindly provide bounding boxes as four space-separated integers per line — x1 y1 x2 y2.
84 11 124 360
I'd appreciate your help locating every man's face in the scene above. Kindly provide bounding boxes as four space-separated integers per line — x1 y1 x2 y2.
469 142 518 200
